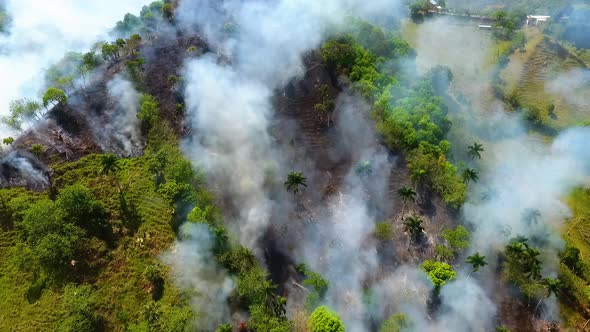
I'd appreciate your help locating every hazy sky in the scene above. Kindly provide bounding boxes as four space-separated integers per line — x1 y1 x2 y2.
0 0 148 136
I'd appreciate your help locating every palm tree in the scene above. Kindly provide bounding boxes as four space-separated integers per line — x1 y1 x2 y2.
543 278 562 297
100 153 121 176
403 215 424 242
212 226 229 254
462 168 479 184
512 235 530 245
522 247 542 280
466 252 487 279
535 277 562 313
521 208 542 226
467 142 484 160
284 171 307 194
100 153 129 226
505 241 527 257
467 252 487 272
398 187 417 206
355 161 372 177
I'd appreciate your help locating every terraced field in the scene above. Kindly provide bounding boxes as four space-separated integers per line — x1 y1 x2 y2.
511 37 590 129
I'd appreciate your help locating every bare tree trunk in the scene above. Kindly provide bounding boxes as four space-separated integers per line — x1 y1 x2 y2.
534 297 544 314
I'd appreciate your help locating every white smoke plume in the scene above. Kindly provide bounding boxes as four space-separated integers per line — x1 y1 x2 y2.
175 0 590 330
0 0 149 136
546 68 590 112
180 0 402 247
162 223 235 329
177 0 404 327
98 75 142 156
1 150 48 186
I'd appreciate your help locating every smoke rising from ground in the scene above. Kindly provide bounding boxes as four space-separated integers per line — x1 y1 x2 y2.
300 95 392 329
162 223 234 329
180 0 402 247
97 75 142 156
0 0 149 136
546 68 590 112
1 150 48 186
173 0 590 330
177 0 403 326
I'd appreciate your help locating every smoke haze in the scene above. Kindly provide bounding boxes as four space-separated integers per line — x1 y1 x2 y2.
0 0 149 136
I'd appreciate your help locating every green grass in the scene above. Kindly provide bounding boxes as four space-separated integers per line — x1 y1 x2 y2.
0 152 190 331
510 37 589 130
561 188 590 329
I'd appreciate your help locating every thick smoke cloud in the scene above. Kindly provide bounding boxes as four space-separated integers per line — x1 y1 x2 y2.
180 0 402 248
298 96 393 330
464 126 588 252
94 75 143 156
178 0 402 326
162 223 235 330
0 0 149 136
175 0 590 330
183 56 277 249
546 68 590 112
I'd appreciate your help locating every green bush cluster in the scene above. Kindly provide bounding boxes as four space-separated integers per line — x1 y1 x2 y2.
114 1 168 37
502 238 544 298
420 260 457 291
296 264 329 311
379 313 412 332
321 22 466 207
309 306 345 332
492 10 526 41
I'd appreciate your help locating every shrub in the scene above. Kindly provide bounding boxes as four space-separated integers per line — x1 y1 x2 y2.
58 284 100 332
297 264 329 311
30 143 45 156
21 200 84 276
57 184 109 239
434 245 455 262
374 222 393 240
441 225 470 254
309 306 345 332
560 243 586 278
42 87 68 108
138 94 160 126
524 105 543 124
379 313 411 332
143 264 163 284
215 323 232 332
420 260 456 291
247 304 291 332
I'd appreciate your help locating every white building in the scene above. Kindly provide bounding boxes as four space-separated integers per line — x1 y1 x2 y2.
526 15 551 26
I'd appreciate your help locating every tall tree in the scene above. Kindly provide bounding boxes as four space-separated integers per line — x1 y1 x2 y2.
521 247 542 280
284 171 307 194
398 187 417 205
100 153 130 227
467 142 484 160
466 252 487 279
543 277 562 298
535 278 562 313
462 168 479 184
42 87 68 109
100 153 121 176
403 215 424 242
420 260 456 293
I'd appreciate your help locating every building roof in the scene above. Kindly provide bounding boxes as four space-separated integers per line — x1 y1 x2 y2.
430 0 438 5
